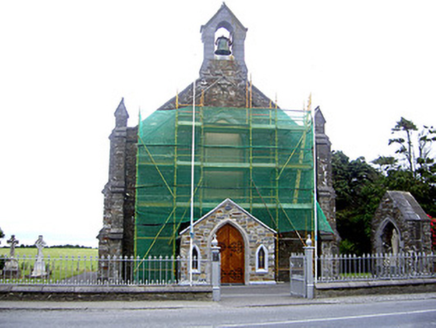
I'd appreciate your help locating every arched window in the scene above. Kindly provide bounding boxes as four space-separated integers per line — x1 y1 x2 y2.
255 245 268 273
191 244 201 273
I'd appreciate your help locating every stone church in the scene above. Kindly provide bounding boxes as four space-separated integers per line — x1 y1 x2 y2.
98 4 338 283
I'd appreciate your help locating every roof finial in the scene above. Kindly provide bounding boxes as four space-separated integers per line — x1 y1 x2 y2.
114 97 129 127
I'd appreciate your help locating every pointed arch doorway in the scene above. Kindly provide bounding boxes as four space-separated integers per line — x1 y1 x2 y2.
216 223 245 284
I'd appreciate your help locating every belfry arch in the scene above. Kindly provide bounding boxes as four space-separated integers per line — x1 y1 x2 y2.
200 3 247 78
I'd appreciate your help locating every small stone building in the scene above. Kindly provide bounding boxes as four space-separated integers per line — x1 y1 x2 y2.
372 191 431 254
179 199 276 285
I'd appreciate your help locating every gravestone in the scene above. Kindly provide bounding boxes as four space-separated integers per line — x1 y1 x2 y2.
31 235 48 278
4 235 20 278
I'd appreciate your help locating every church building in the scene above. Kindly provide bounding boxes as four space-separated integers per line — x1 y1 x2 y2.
98 4 338 283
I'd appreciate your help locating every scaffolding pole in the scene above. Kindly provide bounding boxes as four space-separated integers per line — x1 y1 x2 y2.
312 106 318 283
173 103 179 258
189 80 196 286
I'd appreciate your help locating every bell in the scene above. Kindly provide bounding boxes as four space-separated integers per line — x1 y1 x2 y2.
215 36 232 56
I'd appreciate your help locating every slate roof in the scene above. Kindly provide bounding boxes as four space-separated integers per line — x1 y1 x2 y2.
387 190 430 222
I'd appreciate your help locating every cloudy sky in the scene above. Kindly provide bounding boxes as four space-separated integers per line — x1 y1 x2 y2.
1 0 435 247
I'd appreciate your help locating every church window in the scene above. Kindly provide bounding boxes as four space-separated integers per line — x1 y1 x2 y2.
204 120 245 200
204 127 243 163
414 222 422 240
255 245 268 273
191 244 200 273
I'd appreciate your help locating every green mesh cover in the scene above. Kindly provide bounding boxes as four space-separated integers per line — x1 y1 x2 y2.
135 106 333 258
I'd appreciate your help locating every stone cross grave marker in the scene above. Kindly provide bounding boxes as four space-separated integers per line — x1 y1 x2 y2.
35 235 47 259
4 235 20 278
31 235 48 278
7 235 19 258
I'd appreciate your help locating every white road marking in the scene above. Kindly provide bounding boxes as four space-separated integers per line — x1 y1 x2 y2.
218 308 436 327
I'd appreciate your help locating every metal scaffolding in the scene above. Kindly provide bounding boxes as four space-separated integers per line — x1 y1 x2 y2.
134 104 333 271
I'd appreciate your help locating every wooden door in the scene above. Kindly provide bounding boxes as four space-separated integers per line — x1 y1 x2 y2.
216 224 245 284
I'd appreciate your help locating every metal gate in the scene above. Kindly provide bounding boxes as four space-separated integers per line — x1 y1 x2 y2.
290 254 306 297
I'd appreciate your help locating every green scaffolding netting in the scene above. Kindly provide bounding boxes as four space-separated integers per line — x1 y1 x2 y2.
135 106 333 258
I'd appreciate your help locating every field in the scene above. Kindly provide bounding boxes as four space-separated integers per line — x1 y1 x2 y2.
0 247 98 258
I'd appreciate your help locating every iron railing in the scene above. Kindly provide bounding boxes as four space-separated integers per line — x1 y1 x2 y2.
0 255 211 286
318 252 436 282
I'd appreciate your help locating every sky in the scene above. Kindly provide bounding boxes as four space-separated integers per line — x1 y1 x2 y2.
1 0 435 247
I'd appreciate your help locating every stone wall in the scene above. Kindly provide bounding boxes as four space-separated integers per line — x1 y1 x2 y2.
122 126 138 257
316 279 436 298
315 108 337 235
0 285 212 301
314 108 339 266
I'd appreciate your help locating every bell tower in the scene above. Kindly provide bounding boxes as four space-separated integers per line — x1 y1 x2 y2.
156 3 273 110
200 3 248 80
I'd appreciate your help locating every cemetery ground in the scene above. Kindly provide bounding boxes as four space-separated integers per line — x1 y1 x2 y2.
0 247 98 282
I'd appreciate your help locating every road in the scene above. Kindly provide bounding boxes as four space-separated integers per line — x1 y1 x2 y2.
1 294 436 327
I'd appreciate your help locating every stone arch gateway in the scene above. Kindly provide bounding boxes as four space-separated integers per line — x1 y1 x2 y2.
372 191 431 254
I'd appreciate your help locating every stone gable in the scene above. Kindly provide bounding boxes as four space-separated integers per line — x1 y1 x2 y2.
372 191 431 254
180 199 276 284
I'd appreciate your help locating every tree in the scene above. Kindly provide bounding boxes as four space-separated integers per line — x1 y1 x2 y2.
372 156 398 174
416 125 436 183
0 227 4 239
388 118 436 181
384 169 436 217
332 151 385 254
386 118 436 216
389 117 418 174
332 118 435 255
